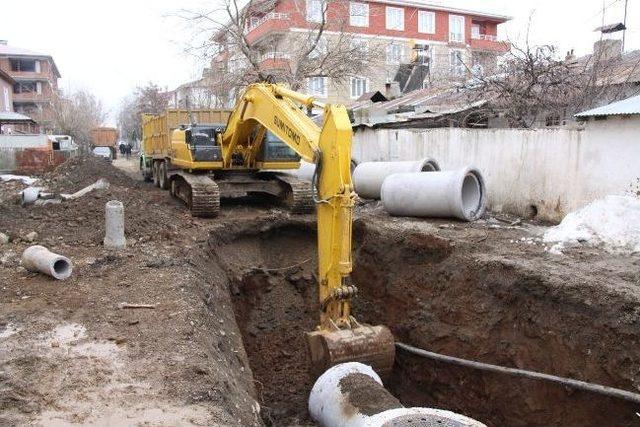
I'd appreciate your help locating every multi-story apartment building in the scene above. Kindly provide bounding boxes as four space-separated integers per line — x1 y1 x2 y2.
0 41 61 131
212 0 509 106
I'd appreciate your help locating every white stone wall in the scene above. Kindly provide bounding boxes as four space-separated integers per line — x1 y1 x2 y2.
352 117 640 222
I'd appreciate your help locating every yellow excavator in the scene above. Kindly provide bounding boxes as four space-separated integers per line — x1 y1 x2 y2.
222 84 395 374
158 83 395 374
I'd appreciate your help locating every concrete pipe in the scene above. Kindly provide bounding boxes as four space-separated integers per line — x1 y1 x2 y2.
309 362 486 427
353 158 440 200
103 200 126 249
21 187 42 206
381 167 486 222
21 245 73 280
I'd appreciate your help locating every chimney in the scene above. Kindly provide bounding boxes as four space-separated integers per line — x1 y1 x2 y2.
593 39 623 61
384 81 401 100
565 49 576 62
0 40 7 45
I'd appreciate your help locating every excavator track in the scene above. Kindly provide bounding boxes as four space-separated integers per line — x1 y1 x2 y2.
189 180 220 218
275 174 315 214
171 172 220 218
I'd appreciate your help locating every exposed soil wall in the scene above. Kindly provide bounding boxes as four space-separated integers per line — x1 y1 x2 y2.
207 216 640 427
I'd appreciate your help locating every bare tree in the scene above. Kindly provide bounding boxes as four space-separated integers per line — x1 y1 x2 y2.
52 89 106 153
177 0 385 105
117 82 169 142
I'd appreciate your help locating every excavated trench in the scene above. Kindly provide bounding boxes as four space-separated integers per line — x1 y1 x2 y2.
206 217 640 427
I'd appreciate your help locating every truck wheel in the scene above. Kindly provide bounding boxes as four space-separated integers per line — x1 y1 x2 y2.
153 161 160 187
159 161 170 190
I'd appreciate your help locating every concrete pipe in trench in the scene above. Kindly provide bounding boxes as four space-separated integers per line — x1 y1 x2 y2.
309 362 486 427
21 245 73 280
381 167 486 221
353 158 440 200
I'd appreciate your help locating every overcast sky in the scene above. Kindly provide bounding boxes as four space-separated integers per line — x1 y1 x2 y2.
1 0 637 125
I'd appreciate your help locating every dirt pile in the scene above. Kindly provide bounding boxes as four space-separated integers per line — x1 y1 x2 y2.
46 155 133 191
0 157 261 426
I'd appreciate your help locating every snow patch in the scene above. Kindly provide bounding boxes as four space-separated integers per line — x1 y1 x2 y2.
0 174 39 185
543 195 640 255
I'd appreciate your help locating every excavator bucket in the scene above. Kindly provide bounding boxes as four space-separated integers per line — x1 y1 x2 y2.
306 324 396 377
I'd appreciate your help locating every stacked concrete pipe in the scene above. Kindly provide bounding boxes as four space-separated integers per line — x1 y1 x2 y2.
381 166 486 222
353 158 441 200
309 362 486 427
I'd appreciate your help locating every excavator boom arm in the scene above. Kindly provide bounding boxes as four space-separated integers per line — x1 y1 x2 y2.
221 83 394 375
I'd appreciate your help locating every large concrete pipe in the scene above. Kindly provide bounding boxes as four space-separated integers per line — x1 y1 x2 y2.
21 245 73 280
353 158 440 200
309 362 486 427
104 200 126 249
280 160 357 183
381 167 486 221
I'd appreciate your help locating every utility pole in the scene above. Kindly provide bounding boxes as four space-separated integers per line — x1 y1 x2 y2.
622 0 629 52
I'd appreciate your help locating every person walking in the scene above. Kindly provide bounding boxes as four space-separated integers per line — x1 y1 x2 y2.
125 143 132 160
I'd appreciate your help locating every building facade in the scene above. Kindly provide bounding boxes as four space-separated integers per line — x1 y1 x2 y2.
0 41 61 132
213 0 510 105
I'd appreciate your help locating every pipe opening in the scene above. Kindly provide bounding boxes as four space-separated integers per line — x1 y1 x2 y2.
420 163 438 172
461 173 482 218
419 159 440 172
53 259 71 277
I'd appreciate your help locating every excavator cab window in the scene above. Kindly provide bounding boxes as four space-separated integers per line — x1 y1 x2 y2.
261 131 300 162
187 125 224 162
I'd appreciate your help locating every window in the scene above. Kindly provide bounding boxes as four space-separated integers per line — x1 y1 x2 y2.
309 36 328 58
386 43 404 64
350 38 368 53
471 24 480 39
307 76 328 98
418 11 435 34
449 15 465 42
350 2 369 27
386 6 404 31
450 49 465 76
307 0 324 23
14 82 38 94
10 59 36 72
414 45 431 65
350 77 369 99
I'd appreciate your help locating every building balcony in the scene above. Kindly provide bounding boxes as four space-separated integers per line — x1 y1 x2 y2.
258 52 291 70
13 92 52 103
245 12 290 45
470 33 510 52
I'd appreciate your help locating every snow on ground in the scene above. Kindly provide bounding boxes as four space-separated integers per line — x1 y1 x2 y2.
544 195 640 255
0 174 39 185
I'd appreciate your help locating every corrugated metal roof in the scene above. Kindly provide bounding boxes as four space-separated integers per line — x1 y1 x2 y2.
0 111 36 122
575 94 640 117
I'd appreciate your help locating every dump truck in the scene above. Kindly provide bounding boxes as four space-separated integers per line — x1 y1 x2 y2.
90 127 119 159
141 108 313 217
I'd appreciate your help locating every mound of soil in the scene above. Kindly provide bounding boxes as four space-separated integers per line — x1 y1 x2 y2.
47 155 134 191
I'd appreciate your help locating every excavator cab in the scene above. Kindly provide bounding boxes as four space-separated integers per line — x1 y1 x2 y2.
186 125 224 162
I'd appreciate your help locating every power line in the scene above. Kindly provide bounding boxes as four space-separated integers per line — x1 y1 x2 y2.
584 0 623 24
